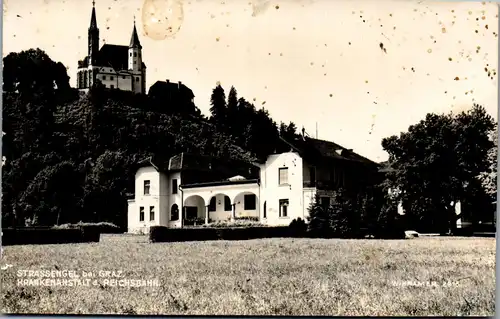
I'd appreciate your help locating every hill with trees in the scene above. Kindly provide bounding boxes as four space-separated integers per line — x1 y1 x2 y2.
2 49 299 228
3 48 497 236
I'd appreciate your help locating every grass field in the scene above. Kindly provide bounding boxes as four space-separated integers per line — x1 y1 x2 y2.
0 234 495 316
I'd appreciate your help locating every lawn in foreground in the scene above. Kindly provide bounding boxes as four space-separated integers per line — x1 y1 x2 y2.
0 234 495 316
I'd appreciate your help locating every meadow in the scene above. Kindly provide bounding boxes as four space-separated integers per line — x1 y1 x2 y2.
0 234 495 316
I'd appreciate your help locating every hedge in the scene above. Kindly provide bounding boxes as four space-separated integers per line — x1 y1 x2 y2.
149 225 308 243
2 226 100 246
55 222 124 234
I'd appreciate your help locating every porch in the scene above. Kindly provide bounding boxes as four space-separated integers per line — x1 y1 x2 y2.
173 179 261 227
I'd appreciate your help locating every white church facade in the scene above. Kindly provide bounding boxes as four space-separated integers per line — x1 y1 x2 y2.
76 1 146 94
127 136 382 234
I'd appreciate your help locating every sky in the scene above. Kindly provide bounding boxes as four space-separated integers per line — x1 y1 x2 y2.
3 0 499 162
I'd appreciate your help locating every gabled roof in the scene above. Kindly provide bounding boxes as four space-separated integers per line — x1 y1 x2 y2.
280 135 379 166
97 44 129 71
129 24 142 49
137 153 259 174
148 80 195 99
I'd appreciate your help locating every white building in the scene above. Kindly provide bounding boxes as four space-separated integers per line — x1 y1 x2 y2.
127 136 381 234
76 1 146 94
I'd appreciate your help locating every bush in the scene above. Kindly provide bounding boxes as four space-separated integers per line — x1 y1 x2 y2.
374 201 406 239
55 222 123 234
235 216 259 222
2 226 100 246
289 218 307 236
150 225 297 243
198 220 264 228
307 190 362 238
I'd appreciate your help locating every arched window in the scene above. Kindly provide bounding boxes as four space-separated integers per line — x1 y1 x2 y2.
209 197 216 212
83 71 88 88
263 201 267 219
224 196 232 211
86 70 91 87
171 204 179 221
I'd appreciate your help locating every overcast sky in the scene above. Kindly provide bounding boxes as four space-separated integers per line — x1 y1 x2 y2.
3 0 498 162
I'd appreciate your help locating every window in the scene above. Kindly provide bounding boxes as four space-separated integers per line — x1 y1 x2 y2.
144 180 150 195
224 196 232 211
244 194 256 210
320 197 330 209
209 197 216 212
102 75 106 80
130 52 132 57
310 166 316 183
136 77 140 82
279 199 289 217
110 76 114 80
134 52 137 57
172 179 178 194
171 204 179 221
279 167 288 185
134 61 137 64
139 207 144 221
122 76 126 79
263 201 267 219
149 206 155 221
110 85 114 89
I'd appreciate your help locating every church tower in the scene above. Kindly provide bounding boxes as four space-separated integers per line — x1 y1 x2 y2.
128 19 142 72
128 18 144 93
88 0 99 66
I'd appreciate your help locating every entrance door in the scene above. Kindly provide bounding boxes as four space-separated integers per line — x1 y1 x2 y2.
184 206 198 225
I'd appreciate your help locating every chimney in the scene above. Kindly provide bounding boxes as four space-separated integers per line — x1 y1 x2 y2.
166 79 170 83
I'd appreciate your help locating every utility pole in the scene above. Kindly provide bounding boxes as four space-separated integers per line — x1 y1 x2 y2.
316 122 318 139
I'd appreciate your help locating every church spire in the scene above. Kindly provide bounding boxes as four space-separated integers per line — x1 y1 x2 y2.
89 0 98 30
88 0 99 65
129 18 142 49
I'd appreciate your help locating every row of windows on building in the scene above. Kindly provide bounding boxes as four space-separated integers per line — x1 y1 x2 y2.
139 206 155 222
143 179 178 196
138 198 289 222
142 167 291 198
77 71 141 89
100 75 141 82
279 166 346 187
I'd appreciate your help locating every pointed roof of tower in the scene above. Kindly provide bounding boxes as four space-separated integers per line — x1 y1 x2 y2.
89 0 98 30
129 18 142 49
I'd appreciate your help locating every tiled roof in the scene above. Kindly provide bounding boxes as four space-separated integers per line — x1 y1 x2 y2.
97 44 129 71
281 135 378 166
148 80 195 99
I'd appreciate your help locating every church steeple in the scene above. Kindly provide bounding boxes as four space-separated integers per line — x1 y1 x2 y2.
88 0 99 65
128 17 143 73
90 0 98 30
129 18 142 49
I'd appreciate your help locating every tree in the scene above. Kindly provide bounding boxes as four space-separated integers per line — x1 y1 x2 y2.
3 48 70 95
19 161 83 226
478 124 497 200
209 84 227 129
307 194 331 236
382 104 496 234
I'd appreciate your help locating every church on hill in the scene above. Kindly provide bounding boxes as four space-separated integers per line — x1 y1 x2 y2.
76 1 147 94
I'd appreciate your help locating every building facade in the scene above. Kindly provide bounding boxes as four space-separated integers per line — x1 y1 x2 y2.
76 2 146 94
127 136 382 234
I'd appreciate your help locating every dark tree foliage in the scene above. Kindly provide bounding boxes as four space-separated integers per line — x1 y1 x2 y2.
381 105 496 234
2 49 293 228
209 84 227 129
